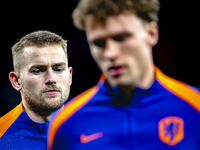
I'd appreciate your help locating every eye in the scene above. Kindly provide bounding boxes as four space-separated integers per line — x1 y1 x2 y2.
93 39 106 48
31 69 42 74
54 67 64 72
30 67 46 75
112 33 131 42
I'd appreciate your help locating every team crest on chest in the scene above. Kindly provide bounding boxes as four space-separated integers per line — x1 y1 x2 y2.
158 116 184 146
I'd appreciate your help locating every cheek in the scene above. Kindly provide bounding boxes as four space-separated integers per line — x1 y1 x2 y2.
21 80 34 94
125 55 138 69
90 44 106 60
90 48 105 69
59 73 71 85
21 76 43 91
123 38 149 62
123 50 144 75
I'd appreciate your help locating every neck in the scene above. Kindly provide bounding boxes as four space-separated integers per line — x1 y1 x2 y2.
137 64 155 89
22 100 64 123
119 64 155 102
118 85 135 102
22 100 48 123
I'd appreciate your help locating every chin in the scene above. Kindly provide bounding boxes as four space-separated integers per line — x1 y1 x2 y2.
109 77 134 87
45 98 64 108
118 82 134 88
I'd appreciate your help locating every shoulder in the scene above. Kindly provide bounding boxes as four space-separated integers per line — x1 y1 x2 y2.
47 85 101 149
48 75 106 131
48 75 107 149
49 85 98 124
0 102 24 138
155 67 200 112
189 85 200 93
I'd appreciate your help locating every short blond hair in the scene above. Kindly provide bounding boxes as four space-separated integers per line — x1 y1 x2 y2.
72 0 160 30
12 30 67 72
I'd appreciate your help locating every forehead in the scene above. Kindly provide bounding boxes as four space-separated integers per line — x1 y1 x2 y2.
22 45 67 67
85 12 145 40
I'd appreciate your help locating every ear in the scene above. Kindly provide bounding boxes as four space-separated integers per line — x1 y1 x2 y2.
146 21 159 46
68 67 73 86
9 71 22 91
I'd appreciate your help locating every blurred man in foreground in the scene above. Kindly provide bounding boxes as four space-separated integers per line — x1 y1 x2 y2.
0 31 72 149
48 0 200 149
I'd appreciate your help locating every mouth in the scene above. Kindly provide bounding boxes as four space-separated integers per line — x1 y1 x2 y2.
44 89 60 95
108 65 125 77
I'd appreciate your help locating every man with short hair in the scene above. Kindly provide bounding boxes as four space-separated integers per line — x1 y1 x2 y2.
0 31 72 149
48 0 200 149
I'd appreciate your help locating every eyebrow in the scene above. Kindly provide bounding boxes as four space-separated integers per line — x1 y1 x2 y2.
92 32 130 41
29 62 67 69
52 62 67 67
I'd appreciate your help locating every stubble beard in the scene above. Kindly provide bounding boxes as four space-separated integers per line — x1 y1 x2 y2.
21 84 70 118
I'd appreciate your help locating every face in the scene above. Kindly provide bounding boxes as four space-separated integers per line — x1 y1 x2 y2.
85 12 158 87
17 45 72 114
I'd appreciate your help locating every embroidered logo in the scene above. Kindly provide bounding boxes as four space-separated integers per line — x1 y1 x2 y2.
158 116 184 146
80 132 103 144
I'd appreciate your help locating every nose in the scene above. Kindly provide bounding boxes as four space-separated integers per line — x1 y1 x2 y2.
104 39 120 60
45 69 57 85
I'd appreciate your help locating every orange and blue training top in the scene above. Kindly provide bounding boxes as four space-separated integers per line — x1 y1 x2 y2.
0 102 49 150
48 67 200 150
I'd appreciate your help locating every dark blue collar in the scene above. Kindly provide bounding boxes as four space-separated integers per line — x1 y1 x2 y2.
98 78 162 106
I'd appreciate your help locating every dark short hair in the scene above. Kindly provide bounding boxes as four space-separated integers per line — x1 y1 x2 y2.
72 0 160 30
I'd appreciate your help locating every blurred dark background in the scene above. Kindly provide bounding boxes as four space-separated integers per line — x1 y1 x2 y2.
1 1 200 117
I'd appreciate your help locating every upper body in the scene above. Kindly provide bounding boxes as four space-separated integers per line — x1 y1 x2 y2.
48 68 200 150
48 0 200 149
0 102 49 150
0 31 72 149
